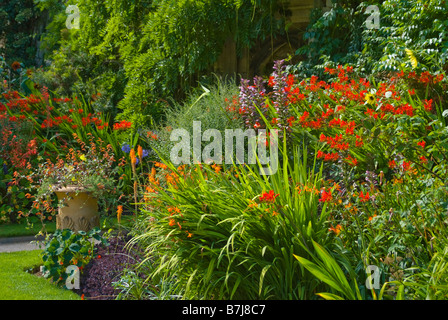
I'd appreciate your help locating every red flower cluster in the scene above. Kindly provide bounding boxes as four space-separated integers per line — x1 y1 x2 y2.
319 189 332 203
317 150 340 162
81 114 108 130
234 63 445 181
259 190 279 203
113 120 132 130
319 133 350 151
359 191 370 202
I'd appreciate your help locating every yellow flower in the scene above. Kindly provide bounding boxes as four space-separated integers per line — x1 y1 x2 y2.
79 154 87 161
365 93 376 105
405 48 418 69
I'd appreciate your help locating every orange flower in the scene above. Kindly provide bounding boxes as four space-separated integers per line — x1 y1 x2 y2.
169 219 176 226
11 61 21 71
130 148 137 168
168 206 181 214
117 205 123 223
329 224 342 235
155 162 167 170
137 145 143 161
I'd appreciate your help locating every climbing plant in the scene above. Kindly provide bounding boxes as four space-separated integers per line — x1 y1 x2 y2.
31 0 287 128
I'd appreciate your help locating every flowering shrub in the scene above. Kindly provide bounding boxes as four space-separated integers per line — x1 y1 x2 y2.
127 61 448 300
0 86 146 225
232 61 448 299
235 60 447 181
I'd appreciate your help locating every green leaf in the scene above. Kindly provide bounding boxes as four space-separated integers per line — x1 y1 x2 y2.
259 265 271 297
69 243 81 252
293 254 343 295
316 292 345 300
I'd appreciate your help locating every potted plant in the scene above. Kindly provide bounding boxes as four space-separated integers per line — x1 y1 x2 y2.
30 133 119 232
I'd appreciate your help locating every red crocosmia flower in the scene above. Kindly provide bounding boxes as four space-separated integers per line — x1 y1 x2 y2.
388 160 396 169
259 190 279 203
319 189 332 203
345 155 358 167
299 111 309 123
286 74 295 87
113 120 132 130
417 141 426 148
287 116 295 127
359 191 370 202
324 67 337 75
324 152 339 162
424 99 433 112
420 156 428 164
319 133 326 142
402 161 411 172
355 135 364 148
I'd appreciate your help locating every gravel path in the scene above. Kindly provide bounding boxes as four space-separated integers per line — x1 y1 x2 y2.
0 236 45 253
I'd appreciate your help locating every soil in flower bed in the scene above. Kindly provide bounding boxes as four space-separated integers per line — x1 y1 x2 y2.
75 233 145 300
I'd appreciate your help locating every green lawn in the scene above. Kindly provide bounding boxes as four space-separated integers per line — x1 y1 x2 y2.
0 214 136 299
0 250 80 300
0 220 56 238
0 214 135 238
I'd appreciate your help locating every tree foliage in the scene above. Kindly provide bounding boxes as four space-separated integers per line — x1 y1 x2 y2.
32 0 287 127
0 0 42 66
295 0 448 79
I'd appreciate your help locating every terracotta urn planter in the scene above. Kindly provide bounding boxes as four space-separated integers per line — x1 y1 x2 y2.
54 186 100 232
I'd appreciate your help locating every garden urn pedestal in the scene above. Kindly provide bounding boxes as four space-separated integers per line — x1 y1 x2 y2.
54 186 100 232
